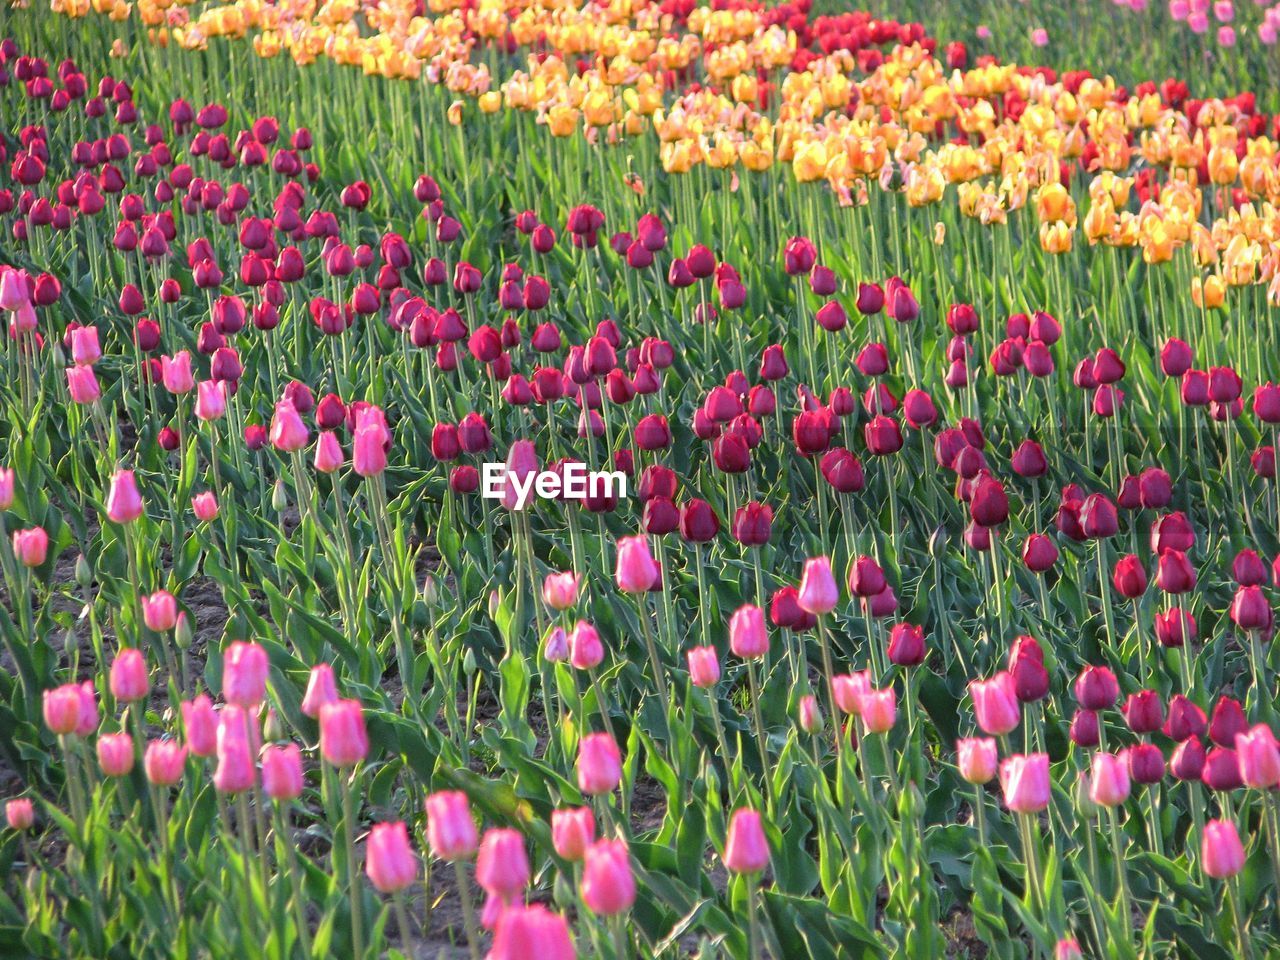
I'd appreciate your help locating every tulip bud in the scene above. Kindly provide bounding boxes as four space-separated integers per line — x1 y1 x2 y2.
1202 819 1245 878
722 808 770 873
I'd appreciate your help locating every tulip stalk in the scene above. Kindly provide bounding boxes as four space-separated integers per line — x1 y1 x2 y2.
454 860 482 960
341 772 364 960
273 804 313 960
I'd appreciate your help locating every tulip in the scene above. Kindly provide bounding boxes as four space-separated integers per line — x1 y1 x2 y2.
887 622 926 667
141 590 178 632
1235 724 1280 788
261 743 304 800
1122 691 1164 734
365 821 418 893
213 706 256 793
1203 747 1244 791
1070 709 1100 747
1202 819 1245 878
581 839 636 915
1126 743 1165 784
144 740 188 786
1088 752 1130 807
1000 753 1050 813
797 556 839 614
106 469 144 524
798 695 823 733
722 808 770 873
1171 738 1207 781
65 365 101 404
568 621 604 670
97 732 134 777
1230 585 1272 631
957 738 998 784
12 527 48 567
43 684 83 737
578 732 622 795
969 672 1020 736
729 604 769 659
687 646 720 688
488 905 575 960
552 807 596 861
319 699 368 767
860 688 896 734
313 432 343 473
1074 666 1119 711
110 648 149 702
182 694 218 756
195 380 227 421
222 640 269 707
425 790 479 861
6 799 34 831
542 572 579 611
615 536 659 593
191 492 219 522
476 828 530 901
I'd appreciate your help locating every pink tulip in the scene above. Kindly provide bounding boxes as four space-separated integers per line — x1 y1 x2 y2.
1202 819 1245 878
542 572 580 611
352 405 390 478
728 603 769 659
191 492 219 521
957 738 998 784
687 646 721 687
106 469 144 524
1000 753 1050 813
577 732 622 796
213 705 256 793
314 431 344 473
581 839 635 915
261 743 304 800
222 640 268 707
797 556 839 614
425 790 479 861
319 699 368 767
969 672 1021 736
144 739 188 786
110 648 149 702
1088 752 1131 807
568 621 604 670
1236 724 1280 789
6 798 34 831
476 828 530 900
722 808 770 873
43 685 83 735
270 400 309 452
12 527 48 567
488 904 575 960
161 351 195 393
551 807 596 861
141 590 178 631
860 687 897 733
365 821 418 893
195 380 227 421
301 664 338 719
615 536 660 593
182 694 218 757
97 732 134 777
66 366 101 404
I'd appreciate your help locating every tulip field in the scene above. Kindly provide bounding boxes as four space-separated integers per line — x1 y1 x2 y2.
5 0 1280 958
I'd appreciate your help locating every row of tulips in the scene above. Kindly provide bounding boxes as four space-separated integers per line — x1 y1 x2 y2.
5 3 1280 959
